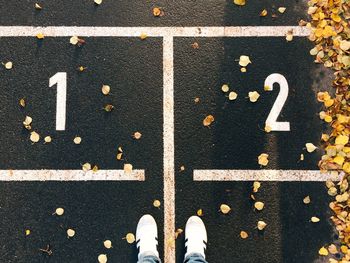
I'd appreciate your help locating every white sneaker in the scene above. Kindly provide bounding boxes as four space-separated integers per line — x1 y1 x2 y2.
185 216 207 259
136 214 159 259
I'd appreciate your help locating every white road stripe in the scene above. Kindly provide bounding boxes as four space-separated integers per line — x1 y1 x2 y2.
163 36 175 263
0 169 145 181
193 170 341 181
0 26 309 37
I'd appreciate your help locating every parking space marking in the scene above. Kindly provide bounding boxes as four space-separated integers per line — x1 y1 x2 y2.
163 36 175 263
0 26 309 37
0 169 145 181
0 25 315 263
193 170 340 181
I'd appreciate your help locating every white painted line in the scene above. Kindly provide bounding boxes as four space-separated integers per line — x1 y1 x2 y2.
163 36 175 263
0 170 145 181
0 26 309 37
49 72 67 131
193 170 342 181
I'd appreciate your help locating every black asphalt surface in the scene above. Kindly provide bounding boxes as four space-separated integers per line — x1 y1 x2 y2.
0 1 335 263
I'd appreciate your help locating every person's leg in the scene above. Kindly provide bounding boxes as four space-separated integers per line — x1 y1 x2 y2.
136 214 161 263
184 253 208 263
183 216 208 263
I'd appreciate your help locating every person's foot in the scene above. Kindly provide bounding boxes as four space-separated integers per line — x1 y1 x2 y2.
136 214 159 259
185 216 207 259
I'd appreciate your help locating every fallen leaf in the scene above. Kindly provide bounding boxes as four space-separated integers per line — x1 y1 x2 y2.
305 143 317 153
82 163 91 171
254 201 265 211
94 0 103 5
101 85 110 95
239 55 251 67
36 33 45 39
260 9 268 17
126 233 135 244
197 209 203 216
133 132 142 140
104 104 114 112
140 33 148 40
228 91 238 101
221 84 229 92
44 136 52 143
220 204 231 214
153 7 161 16
67 228 75 238
240 231 248 239
19 98 26 107
319 247 328 256
4 61 13 69
286 30 293 42
248 91 260 102
253 181 261 193
25 229 31 236
104 240 112 249
153 200 161 208
278 7 286 13
203 115 215 127
73 136 82 144
311 216 320 223
55 207 64 216
98 254 107 263
30 131 40 143
303 196 311 204
258 153 269 166
70 36 79 45
35 3 42 9
233 0 246 6
257 221 267 230
124 163 133 173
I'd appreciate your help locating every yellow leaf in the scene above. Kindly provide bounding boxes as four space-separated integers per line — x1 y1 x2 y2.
248 91 260 102
4 61 13 69
221 84 229 92
125 233 135 244
278 7 286 13
25 229 31 236
335 135 349 145
36 33 45 39
303 196 310 204
30 131 40 143
101 85 110 95
311 216 320 223
67 228 75 238
98 254 107 263
239 55 251 67
240 231 248 239
228 91 238 101
319 247 328 256
258 153 269 166
55 207 64 216
254 201 264 211
94 0 103 5
260 9 267 17
333 155 345 166
82 163 91 171
220 204 231 214
153 200 161 208
103 240 112 249
233 0 246 6
253 181 261 193
124 163 133 173
197 209 203 216
73 136 82 144
305 143 317 153
257 221 267 230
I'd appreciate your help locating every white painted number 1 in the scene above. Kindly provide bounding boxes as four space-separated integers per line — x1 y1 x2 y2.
264 73 290 131
49 72 67 131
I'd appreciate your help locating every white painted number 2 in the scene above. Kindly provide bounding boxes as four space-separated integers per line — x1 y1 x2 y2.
49 72 67 131
264 73 290 131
